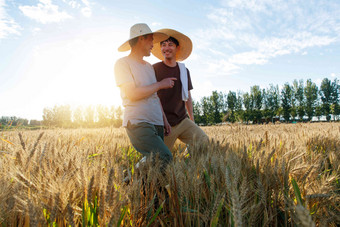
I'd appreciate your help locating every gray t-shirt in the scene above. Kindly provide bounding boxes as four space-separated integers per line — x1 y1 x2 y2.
114 56 163 127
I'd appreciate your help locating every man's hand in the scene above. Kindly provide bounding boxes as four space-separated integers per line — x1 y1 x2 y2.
185 91 195 122
121 77 176 102
158 77 177 89
164 119 171 136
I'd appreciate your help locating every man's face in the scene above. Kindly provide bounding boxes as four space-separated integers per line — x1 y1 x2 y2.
141 34 154 57
161 40 178 60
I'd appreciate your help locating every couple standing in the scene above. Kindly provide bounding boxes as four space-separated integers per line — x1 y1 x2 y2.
114 23 208 167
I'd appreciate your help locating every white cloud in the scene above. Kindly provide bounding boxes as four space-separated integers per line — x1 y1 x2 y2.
61 0 92 17
32 27 41 35
207 8 229 25
80 0 92 17
19 0 72 24
207 8 251 31
229 51 267 65
193 0 340 71
63 0 80 9
207 59 240 76
81 0 90 6
0 0 21 39
221 0 277 13
81 7 91 17
189 56 239 79
239 33 335 64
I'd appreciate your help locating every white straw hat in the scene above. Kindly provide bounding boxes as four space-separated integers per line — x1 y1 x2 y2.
151 28 193 61
118 23 169 52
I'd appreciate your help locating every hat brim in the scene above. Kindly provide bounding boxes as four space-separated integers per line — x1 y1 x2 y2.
151 29 192 62
118 32 169 52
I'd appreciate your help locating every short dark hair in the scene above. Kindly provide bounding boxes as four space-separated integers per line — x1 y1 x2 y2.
128 34 149 48
160 36 179 46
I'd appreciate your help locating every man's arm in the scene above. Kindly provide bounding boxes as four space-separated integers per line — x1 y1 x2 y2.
159 99 171 136
185 91 195 122
121 78 176 102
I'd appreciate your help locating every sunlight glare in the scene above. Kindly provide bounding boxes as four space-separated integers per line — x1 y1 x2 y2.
15 30 128 119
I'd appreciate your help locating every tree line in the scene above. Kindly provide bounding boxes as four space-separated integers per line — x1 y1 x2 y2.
0 116 34 128
193 78 339 125
0 105 123 129
42 105 123 128
1 77 338 129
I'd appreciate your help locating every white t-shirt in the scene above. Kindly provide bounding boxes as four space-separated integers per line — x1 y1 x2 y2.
114 56 163 127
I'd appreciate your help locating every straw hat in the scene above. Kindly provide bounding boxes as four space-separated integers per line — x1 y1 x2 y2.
151 28 192 61
118 23 169 52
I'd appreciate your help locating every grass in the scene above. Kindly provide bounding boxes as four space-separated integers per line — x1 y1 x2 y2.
0 123 339 226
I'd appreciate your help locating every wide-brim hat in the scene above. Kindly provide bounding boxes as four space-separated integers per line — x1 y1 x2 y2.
151 28 192 61
118 23 169 52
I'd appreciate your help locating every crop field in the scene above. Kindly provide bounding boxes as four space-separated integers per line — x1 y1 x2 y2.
0 122 339 226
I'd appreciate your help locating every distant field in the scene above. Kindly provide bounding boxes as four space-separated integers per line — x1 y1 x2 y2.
0 123 339 226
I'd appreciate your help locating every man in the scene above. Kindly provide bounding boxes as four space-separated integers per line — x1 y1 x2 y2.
114 23 177 166
152 29 209 150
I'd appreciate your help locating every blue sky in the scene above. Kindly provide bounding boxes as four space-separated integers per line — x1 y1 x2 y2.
1 0 339 120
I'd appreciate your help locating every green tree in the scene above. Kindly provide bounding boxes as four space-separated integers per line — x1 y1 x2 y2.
97 105 110 127
60 105 72 127
73 106 84 127
290 82 297 121
304 79 319 121
243 92 253 124
250 85 263 123
42 105 71 127
271 85 280 121
263 84 280 123
85 105 95 127
29 120 42 126
200 96 212 125
226 91 237 123
114 106 123 127
42 107 54 127
330 78 340 121
235 91 244 122
315 105 322 121
281 83 292 122
210 91 224 124
263 89 270 121
0 116 28 127
193 100 203 124
319 78 333 121
52 106 63 127
293 79 305 121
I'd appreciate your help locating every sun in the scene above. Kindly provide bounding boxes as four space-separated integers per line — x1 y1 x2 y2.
19 32 127 120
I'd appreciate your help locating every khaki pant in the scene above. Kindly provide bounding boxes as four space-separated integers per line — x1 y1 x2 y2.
165 118 208 150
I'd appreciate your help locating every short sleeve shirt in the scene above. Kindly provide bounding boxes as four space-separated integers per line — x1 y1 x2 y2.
114 56 163 127
153 62 193 126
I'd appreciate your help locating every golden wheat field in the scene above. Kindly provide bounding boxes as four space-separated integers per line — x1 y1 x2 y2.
0 122 339 226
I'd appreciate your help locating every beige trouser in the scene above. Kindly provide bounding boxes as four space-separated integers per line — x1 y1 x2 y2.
164 118 209 150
